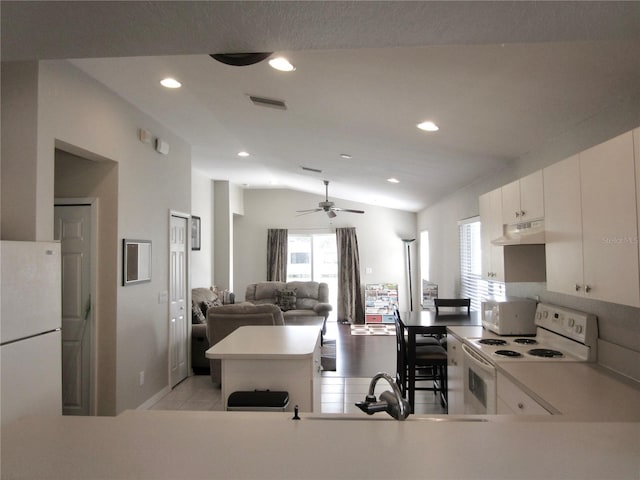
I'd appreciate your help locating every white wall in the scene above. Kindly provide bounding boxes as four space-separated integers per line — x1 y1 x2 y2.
0 60 194 414
233 188 417 311
191 171 214 288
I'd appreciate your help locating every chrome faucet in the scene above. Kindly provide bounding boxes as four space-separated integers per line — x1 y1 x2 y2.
355 372 411 421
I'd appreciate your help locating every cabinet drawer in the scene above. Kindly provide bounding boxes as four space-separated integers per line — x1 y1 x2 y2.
381 315 395 324
366 315 382 323
497 373 550 415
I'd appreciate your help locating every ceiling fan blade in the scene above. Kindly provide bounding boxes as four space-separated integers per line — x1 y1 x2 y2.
332 207 365 214
295 208 322 217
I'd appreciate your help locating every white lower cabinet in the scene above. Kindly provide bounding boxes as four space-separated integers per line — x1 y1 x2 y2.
446 336 464 415
497 372 550 415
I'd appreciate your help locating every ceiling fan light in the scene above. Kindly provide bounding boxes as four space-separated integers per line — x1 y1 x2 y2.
327 210 337 218
268 57 296 72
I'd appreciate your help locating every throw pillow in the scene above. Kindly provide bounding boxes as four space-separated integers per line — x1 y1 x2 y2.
200 299 222 317
192 300 206 324
276 288 297 312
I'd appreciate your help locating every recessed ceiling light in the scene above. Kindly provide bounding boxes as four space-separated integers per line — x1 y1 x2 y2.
268 57 296 72
160 78 182 89
340 153 352 159
237 151 250 157
417 121 439 132
387 178 400 184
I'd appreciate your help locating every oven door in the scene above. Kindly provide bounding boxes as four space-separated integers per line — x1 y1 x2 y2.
462 344 497 414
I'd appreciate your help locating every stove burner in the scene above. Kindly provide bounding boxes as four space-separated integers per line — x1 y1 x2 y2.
479 339 508 346
514 338 538 345
494 350 523 358
528 348 564 358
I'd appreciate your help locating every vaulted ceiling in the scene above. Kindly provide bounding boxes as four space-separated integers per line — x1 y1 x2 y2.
3 1 640 211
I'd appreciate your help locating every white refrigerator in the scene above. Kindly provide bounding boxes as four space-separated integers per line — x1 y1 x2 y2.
1 241 62 426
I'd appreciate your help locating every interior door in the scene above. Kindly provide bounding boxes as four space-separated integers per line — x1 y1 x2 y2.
169 215 189 387
54 204 92 416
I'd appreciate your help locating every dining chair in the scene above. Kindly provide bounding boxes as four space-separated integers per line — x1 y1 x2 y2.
394 317 448 411
434 298 471 315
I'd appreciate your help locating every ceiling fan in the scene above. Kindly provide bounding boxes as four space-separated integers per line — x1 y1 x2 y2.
297 180 365 218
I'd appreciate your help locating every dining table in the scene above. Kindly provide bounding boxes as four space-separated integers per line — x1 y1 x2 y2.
396 309 482 412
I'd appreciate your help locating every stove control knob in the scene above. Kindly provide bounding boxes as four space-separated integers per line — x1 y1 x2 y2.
575 325 583 334
568 318 575 327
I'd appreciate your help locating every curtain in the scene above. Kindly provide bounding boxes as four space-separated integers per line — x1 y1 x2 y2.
267 229 288 281
336 227 364 324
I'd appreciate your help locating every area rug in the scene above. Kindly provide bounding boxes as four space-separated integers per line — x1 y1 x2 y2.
321 339 336 371
350 324 395 336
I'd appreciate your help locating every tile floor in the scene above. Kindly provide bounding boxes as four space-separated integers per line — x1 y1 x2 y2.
150 374 446 415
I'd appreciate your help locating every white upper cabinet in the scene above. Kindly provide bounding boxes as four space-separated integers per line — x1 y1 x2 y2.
544 155 584 297
501 170 544 225
479 187 504 281
545 130 639 307
581 130 638 307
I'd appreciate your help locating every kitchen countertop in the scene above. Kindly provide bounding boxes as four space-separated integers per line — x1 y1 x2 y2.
447 326 640 421
2 410 638 479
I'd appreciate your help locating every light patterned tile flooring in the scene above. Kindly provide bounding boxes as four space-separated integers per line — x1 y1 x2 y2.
150 374 446 415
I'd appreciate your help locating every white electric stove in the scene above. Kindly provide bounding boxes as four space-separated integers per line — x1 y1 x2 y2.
467 303 598 363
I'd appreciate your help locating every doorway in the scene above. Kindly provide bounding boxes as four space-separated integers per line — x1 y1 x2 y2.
54 202 96 416
169 213 189 387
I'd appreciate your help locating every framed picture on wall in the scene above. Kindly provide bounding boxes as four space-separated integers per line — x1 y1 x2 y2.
191 216 201 251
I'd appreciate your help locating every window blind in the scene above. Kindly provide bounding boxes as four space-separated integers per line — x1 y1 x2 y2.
459 217 505 311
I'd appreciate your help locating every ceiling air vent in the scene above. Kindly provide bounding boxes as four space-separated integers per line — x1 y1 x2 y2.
301 166 323 174
248 95 287 110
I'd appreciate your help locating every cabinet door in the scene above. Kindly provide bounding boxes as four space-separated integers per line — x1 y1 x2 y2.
501 180 520 224
580 131 639 307
446 336 464 415
635 128 640 301
544 155 584 296
519 170 544 220
479 188 504 281
497 373 550 415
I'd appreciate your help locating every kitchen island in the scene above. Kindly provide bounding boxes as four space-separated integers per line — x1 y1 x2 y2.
1 410 638 479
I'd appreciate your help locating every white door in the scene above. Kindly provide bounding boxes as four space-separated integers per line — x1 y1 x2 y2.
54 204 92 416
169 215 189 387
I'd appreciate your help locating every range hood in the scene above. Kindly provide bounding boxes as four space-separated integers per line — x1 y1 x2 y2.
491 219 545 246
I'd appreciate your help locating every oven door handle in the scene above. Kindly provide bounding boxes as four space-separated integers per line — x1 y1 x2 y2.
462 343 496 375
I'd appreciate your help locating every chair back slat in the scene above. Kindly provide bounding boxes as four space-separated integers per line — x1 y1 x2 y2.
434 298 471 315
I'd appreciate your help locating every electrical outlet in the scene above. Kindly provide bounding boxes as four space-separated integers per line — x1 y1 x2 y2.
139 371 145 386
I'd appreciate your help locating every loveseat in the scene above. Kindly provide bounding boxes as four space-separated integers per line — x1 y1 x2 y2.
206 303 285 384
244 281 332 341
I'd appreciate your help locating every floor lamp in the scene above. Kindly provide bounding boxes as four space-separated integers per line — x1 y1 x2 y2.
402 239 415 311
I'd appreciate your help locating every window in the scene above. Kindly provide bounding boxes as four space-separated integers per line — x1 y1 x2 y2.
287 233 338 318
459 217 505 311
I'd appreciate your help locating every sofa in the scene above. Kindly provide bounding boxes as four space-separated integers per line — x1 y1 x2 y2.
206 303 285 384
191 287 224 373
244 281 332 340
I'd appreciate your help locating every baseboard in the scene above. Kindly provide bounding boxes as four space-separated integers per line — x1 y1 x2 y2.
137 385 171 410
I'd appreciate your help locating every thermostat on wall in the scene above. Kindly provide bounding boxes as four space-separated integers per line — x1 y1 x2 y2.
155 138 170 155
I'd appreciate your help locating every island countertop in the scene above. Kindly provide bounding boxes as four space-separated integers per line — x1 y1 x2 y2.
206 325 320 360
1 410 638 479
